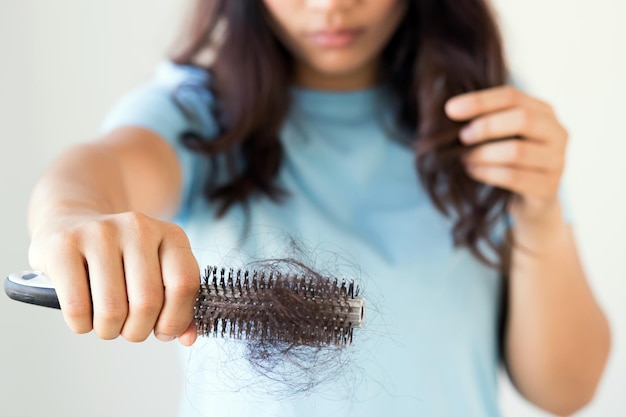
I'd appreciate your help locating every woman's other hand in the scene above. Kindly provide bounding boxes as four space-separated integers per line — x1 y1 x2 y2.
445 86 569 227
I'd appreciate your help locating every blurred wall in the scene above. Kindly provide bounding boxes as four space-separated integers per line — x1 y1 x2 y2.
0 1 185 416
0 1 624 416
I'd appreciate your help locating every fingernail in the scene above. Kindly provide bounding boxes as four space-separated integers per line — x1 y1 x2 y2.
155 333 175 342
445 98 464 116
460 125 475 143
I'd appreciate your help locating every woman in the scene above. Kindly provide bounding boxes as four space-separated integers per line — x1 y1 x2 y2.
27 0 610 416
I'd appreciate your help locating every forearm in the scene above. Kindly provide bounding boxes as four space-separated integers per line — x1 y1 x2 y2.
28 143 131 235
25 137 199 345
505 203 611 415
28 128 183 236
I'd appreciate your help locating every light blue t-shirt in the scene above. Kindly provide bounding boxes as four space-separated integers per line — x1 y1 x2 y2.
100 61 506 417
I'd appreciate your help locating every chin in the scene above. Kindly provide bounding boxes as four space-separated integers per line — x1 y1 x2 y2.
308 55 374 80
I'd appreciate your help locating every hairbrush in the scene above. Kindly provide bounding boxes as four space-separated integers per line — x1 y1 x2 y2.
4 267 365 346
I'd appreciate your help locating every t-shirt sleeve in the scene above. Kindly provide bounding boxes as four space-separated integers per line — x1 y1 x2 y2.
97 61 219 222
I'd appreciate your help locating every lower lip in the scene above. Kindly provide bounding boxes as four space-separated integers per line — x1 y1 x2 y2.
308 30 362 48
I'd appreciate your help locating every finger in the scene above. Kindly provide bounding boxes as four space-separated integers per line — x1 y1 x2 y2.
46 250 93 334
120 244 164 343
154 223 199 341
86 237 128 340
465 164 558 200
463 139 562 172
446 86 552 121
177 322 198 347
459 107 567 145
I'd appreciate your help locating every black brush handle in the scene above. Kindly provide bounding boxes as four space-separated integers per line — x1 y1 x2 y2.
4 271 61 309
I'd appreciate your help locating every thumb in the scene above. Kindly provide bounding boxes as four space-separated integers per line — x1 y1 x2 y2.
177 321 198 347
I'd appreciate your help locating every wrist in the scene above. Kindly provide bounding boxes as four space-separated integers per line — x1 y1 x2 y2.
510 199 569 252
28 199 109 237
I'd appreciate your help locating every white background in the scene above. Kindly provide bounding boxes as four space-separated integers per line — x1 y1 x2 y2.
0 1 624 416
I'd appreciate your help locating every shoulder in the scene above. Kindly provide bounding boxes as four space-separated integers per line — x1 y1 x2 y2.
99 60 219 140
152 60 210 86
152 60 214 106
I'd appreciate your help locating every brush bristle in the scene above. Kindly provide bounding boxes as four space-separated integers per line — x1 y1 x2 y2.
194 266 364 346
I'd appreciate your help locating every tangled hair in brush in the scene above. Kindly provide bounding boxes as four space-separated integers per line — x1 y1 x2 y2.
196 263 362 347
243 259 362 396
190 256 366 399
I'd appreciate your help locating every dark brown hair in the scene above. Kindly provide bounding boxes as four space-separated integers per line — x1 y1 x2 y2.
168 0 512 271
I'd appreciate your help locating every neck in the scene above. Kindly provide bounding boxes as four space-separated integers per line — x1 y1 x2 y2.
294 61 380 91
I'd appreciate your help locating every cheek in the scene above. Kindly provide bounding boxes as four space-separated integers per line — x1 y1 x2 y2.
370 0 408 38
362 2 407 48
262 0 306 52
262 0 300 34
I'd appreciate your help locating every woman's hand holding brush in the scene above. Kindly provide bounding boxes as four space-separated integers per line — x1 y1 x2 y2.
25 128 201 346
